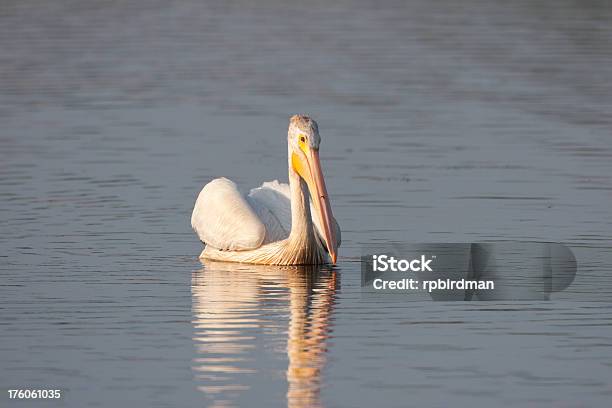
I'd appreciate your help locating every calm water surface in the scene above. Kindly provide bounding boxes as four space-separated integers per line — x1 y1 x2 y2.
1 1 612 407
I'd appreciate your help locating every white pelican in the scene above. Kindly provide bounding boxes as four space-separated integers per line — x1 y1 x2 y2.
191 115 340 265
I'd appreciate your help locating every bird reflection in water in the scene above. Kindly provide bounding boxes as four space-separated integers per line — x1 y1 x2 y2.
192 261 338 408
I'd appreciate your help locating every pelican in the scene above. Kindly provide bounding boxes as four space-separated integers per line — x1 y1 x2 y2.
191 115 340 265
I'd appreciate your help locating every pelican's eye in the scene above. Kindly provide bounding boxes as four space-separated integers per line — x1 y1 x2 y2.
299 136 306 143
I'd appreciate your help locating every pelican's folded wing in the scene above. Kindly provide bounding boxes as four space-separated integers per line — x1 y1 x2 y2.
191 178 265 251
247 180 292 244
248 179 341 250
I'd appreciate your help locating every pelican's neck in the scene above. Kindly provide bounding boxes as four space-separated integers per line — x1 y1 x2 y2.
288 167 315 244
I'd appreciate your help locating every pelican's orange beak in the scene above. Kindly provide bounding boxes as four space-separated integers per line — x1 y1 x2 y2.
292 146 338 264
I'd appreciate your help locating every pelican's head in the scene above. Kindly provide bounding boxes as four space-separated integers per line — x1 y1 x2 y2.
288 115 338 264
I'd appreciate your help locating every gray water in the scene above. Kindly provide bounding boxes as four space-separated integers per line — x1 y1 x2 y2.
1 0 612 407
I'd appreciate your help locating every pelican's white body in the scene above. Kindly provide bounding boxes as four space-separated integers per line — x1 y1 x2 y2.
191 177 340 265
